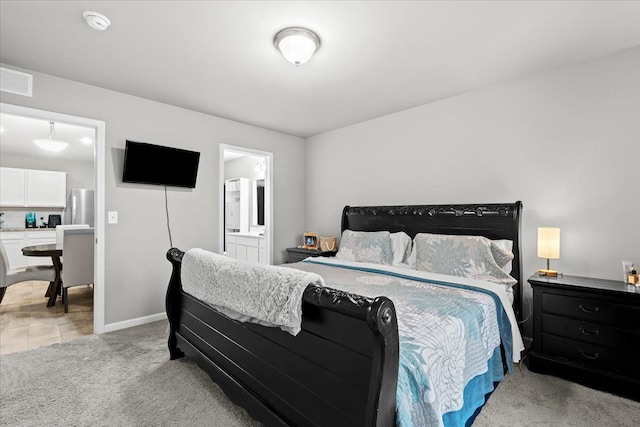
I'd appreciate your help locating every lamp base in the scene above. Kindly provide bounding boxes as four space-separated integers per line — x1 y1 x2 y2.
538 269 558 277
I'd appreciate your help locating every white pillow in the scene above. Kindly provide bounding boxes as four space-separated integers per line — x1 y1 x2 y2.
390 232 412 266
406 242 417 269
406 237 513 272
492 239 514 273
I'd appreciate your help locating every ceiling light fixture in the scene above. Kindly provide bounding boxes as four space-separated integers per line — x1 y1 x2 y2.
34 122 69 152
274 27 320 66
83 11 111 31
81 137 93 145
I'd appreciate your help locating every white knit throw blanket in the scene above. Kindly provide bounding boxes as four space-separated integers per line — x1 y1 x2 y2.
181 248 325 336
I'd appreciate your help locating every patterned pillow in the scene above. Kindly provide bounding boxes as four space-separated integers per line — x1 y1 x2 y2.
335 230 393 265
414 233 517 286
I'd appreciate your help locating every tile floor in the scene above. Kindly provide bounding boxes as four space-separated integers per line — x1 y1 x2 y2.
0 280 93 355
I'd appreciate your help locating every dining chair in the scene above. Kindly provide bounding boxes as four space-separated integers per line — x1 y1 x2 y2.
0 240 56 305
61 228 94 313
55 224 90 247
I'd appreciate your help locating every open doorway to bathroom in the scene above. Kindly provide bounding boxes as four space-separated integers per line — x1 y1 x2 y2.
0 103 105 355
219 145 272 264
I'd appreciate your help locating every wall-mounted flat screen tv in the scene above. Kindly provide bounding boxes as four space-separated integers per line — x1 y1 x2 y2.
122 140 200 188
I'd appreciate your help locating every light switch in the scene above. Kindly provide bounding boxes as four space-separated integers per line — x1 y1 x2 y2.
108 211 118 224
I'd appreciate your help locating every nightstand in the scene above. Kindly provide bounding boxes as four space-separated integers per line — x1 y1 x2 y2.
528 274 640 400
285 247 337 263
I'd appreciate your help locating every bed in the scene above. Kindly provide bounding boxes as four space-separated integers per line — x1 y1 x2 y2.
166 202 524 426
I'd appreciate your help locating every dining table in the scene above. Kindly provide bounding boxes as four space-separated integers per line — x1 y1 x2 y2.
21 243 63 307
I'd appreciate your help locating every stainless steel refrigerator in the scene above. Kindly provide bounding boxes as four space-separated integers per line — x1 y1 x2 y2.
68 189 95 227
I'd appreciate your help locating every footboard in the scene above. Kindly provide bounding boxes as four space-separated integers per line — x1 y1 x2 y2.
166 248 399 427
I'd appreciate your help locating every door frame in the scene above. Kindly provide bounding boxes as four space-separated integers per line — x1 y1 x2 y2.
219 144 273 264
1 103 106 334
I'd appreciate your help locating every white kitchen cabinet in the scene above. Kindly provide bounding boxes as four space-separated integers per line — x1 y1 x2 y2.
0 231 26 269
26 170 67 207
0 231 56 268
225 233 265 264
259 238 266 264
246 249 259 264
226 235 237 259
236 244 248 262
0 167 66 208
0 168 26 206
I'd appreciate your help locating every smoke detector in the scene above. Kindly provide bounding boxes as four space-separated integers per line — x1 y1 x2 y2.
83 11 111 31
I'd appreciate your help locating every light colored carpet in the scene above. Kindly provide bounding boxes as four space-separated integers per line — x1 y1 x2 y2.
0 321 260 427
473 361 640 427
1 320 638 426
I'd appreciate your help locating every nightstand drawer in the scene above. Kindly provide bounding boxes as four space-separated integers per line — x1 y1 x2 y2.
287 252 309 263
542 313 640 351
541 334 639 377
542 293 640 326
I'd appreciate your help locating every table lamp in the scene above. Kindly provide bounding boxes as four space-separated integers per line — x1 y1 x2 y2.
538 227 560 277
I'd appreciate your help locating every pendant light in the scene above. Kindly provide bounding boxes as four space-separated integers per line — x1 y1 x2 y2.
274 27 320 66
34 121 69 152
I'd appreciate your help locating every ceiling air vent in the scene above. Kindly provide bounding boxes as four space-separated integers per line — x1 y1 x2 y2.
0 67 33 97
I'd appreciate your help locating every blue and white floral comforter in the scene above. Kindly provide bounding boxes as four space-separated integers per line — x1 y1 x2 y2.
293 257 524 427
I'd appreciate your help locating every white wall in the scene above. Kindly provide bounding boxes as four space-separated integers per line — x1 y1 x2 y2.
0 65 305 325
305 47 640 336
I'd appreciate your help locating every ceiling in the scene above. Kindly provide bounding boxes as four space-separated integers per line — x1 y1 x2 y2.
1 1 639 138
0 113 95 161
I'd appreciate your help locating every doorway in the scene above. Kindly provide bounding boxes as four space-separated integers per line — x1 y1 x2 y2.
219 145 273 264
0 103 106 347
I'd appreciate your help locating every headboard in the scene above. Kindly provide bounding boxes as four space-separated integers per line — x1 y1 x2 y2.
341 202 523 322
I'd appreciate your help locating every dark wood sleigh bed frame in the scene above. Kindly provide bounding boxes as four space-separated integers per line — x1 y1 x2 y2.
166 202 523 427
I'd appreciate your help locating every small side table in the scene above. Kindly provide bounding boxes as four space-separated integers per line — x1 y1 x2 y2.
528 273 640 400
285 247 337 263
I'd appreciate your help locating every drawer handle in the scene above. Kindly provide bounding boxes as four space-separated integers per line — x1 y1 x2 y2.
578 304 599 314
578 348 599 360
578 326 600 336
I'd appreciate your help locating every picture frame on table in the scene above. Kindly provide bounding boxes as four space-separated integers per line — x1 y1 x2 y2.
303 232 318 250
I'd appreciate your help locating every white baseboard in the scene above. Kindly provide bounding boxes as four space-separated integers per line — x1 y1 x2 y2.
101 312 167 334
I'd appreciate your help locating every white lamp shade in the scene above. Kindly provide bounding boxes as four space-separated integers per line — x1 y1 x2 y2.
33 139 69 152
537 227 560 259
274 28 320 66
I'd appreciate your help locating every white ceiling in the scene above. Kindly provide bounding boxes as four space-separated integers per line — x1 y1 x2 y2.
0 113 95 161
1 1 639 138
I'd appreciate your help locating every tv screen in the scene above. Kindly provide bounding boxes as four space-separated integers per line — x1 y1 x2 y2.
122 140 200 188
